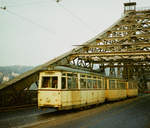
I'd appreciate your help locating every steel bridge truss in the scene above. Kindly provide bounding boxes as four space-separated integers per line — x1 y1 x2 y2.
53 10 150 80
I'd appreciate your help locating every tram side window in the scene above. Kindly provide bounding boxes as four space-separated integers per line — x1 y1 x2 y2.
80 78 86 88
109 80 115 89
42 77 50 88
120 82 125 89
123 83 126 89
87 79 93 88
98 80 101 89
129 82 133 89
93 80 97 88
51 77 58 88
101 80 105 89
67 73 78 89
117 81 120 89
72 76 78 88
105 79 107 89
68 77 71 89
62 77 66 89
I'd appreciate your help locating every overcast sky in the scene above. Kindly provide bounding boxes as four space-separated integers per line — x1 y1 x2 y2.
0 0 150 66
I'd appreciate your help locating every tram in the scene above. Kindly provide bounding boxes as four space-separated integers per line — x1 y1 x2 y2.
38 66 138 110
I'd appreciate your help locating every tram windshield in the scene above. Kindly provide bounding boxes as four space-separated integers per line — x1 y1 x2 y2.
41 76 58 88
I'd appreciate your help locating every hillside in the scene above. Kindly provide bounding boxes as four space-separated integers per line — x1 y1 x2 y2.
0 65 33 84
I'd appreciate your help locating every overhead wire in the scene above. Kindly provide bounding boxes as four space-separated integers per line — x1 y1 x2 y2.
4 9 56 36
1 0 98 38
56 2 97 35
6 0 51 8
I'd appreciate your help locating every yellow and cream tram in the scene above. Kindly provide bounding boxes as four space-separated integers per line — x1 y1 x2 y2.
38 66 138 110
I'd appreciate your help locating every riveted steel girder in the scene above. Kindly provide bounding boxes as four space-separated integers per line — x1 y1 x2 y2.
72 51 150 57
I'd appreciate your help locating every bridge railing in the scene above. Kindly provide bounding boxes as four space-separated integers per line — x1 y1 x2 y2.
136 7 150 11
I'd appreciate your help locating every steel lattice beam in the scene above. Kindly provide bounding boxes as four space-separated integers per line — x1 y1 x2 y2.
72 51 150 57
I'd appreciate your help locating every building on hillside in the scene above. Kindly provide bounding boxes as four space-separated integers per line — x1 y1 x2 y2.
11 72 19 77
2 76 9 82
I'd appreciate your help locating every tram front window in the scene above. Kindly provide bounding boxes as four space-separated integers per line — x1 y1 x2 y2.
41 76 58 88
42 77 50 88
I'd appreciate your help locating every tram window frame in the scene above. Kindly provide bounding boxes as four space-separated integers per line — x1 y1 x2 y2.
105 79 108 89
87 79 93 88
61 77 66 89
120 82 126 89
109 79 116 89
41 76 58 88
87 75 91 78
67 73 78 89
117 81 120 89
129 82 133 89
67 77 72 89
100 79 105 89
41 77 50 88
97 79 101 89
80 74 86 89
72 75 78 89
93 79 97 88
80 78 87 88
97 77 102 89
102 79 105 89
51 76 58 88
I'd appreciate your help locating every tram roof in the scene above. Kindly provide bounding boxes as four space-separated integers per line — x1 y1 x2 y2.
41 66 104 76
41 66 126 80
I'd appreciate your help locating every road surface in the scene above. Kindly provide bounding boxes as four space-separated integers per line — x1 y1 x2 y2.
0 95 150 128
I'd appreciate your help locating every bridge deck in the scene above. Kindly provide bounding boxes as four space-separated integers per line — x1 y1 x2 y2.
0 94 150 128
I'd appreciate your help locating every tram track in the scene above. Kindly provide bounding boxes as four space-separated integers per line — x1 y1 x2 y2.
20 96 145 128
0 94 149 128
26 94 150 128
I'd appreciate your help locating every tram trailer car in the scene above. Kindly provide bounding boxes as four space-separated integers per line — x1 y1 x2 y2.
38 66 138 110
127 81 138 97
105 78 127 101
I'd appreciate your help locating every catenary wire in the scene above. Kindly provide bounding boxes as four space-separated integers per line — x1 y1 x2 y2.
5 9 56 36
56 2 97 35
1 0 97 38
6 0 52 8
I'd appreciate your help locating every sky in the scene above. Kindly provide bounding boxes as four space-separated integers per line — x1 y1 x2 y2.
0 0 150 66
